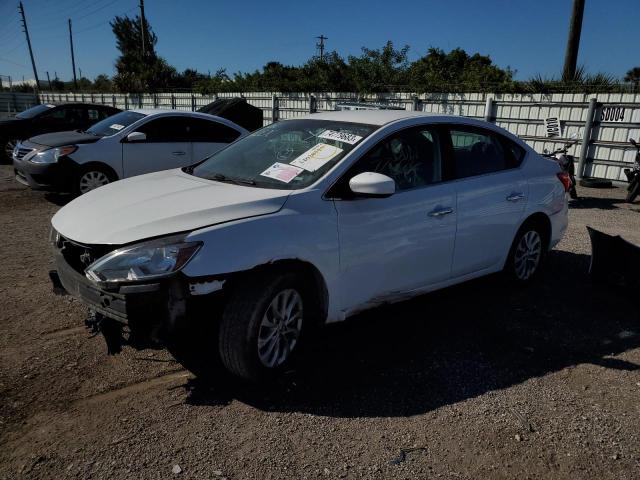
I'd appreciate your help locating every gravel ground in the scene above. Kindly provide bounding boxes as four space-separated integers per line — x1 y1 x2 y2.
1 163 639 479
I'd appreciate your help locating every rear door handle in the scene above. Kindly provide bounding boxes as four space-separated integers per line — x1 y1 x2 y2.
428 207 454 218
506 192 525 202
172 151 186 156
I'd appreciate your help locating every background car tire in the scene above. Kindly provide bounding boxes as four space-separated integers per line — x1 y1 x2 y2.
218 270 313 383
626 181 640 203
75 165 115 195
3 139 19 163
504 220 547 284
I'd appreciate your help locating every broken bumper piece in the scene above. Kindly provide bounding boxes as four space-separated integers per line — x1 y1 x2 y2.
52 247 188 352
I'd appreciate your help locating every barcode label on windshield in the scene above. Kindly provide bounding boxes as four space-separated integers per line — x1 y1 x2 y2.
319 130 363 145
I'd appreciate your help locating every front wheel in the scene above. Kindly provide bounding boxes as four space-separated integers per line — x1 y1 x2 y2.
218 271 310 383
75 166 113 195
504 223 546 284
626 179 639 203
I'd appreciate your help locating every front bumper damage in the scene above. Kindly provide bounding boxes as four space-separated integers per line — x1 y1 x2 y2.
51 237 224 354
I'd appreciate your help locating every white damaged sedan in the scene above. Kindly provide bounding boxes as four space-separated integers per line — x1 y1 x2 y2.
50 110 569 382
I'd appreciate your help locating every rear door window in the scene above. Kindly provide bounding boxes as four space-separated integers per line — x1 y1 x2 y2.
447 127 522 179
188 117 241 143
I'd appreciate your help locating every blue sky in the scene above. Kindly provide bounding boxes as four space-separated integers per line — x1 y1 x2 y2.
0 0 638 84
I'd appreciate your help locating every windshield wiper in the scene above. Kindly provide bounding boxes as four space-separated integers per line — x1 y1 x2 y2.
210 173 256 186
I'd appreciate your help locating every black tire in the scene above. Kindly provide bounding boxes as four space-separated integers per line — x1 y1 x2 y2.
626 180 640 203
218 270 316 383
504 220 547 284
74 164 115 195
2 139 18 164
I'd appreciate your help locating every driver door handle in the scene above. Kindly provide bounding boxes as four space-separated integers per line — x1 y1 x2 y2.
428 207 454 218
172 151 186 156
506 192 525 202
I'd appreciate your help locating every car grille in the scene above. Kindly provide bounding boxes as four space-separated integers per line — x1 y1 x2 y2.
13 146 34 161
57 235 117 275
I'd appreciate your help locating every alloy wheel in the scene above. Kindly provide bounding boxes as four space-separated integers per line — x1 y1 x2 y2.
257 288 303 368
79 171 109 194
513 230 542 281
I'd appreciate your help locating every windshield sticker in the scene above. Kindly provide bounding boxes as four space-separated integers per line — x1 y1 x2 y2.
260 162 304 183
318 129 363 145
290 143 343 172
110 123 125 131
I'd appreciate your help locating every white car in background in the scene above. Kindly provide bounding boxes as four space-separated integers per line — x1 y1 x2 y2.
50 110 569 383
13 109 249 194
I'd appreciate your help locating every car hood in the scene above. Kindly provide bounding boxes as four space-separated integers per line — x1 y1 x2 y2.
52 169 291 245
30 130 102 148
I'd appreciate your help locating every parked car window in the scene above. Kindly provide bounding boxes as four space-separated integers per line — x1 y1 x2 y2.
87 108 113 122
15 104 53 119
349 126 443 191
39 107 67 120
137 116 191 142
86 111 146 137
448 127 521 178
188 117 241 143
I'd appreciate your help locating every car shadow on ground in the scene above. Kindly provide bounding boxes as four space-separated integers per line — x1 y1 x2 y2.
44 192 75 206
568 193 627 210
182 249 640 417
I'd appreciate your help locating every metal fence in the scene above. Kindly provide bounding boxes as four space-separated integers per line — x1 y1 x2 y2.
0 92 38 117
39 91 640 182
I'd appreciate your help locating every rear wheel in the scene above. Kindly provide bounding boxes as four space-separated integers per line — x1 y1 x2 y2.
505 222 546 284
218 271 310 383
75 165 113 195
626 179 640 203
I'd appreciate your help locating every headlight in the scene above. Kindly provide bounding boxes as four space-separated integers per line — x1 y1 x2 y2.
85 236 202 283
30 145 78 164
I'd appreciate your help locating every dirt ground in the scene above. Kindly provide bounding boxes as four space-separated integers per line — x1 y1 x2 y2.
1 163 639 480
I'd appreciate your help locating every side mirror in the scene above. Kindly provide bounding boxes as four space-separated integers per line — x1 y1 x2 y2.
126 131 146 142
349 172 395 198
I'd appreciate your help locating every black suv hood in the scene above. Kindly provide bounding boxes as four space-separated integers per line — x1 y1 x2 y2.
29 130 102 148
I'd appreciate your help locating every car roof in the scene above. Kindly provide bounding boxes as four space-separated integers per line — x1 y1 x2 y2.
303 110 442 126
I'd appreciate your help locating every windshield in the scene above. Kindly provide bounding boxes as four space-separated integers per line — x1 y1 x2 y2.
86 111 146 136
189 119 376 189
15 104 54 119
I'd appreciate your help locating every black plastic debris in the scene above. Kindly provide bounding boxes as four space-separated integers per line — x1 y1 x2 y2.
197 97 263 132
587 226 640 289
388 446 427 465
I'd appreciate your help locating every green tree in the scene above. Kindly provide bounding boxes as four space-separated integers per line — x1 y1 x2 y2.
347 41 410 93
110 14 176 92
624 67 640 86
92 74 113 92
408 48 515 92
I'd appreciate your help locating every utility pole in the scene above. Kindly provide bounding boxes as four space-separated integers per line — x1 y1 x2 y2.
139 0 146 58
562 0 585 81
18 1 40 91
316 35 327 61
68 19 78 90
46 71 52 90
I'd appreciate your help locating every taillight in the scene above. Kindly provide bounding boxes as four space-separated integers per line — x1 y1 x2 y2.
557 171 571 192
